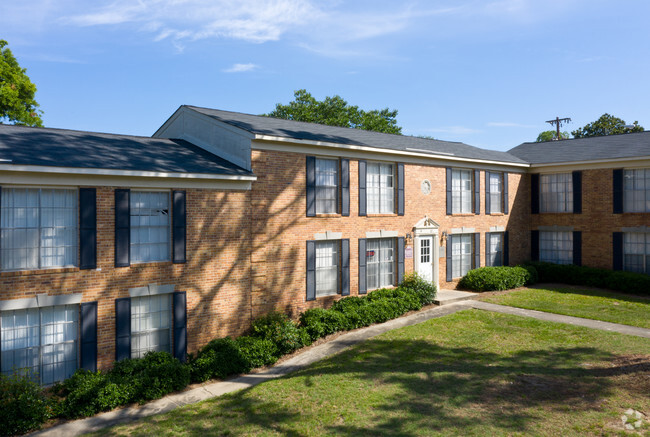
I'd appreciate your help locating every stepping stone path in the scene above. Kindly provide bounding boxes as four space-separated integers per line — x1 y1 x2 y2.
621 408 646 431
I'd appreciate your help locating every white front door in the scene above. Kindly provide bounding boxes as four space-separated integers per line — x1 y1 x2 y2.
417 236 433 282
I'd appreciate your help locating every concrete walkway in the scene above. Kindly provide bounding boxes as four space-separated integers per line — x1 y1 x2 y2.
32 299 650 437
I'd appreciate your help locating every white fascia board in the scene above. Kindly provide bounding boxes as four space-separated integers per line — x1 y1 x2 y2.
530 156 650 172
252 136 529 172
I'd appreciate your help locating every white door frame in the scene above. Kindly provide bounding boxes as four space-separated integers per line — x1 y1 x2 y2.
413 216 440 292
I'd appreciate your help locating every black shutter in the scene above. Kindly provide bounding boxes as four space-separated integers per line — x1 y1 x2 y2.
613 232 623 270
503 172 509 215
306 156 316 217
306 241 316 301
341 159 350 216
473 232 480 269
114 189 130 267
474 170 480 215
531 230 540 261
358 160 367 216
446 235 452 281
446 168 452 215
613 169 624 214
358 239 367 294
531 174 540 214
397 163 405 216
485 172 491 214
173 291 187 362
341 239 350 296
503 231 510 266
573 231 582 266
80 301 97 372
172 190 187 264
115 297 131 361
79 188 97 270
397 237 405 284
572 171 582 214
485 232 491 266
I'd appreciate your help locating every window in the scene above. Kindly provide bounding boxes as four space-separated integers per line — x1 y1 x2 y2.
366 238 394 289
540 173 573 213
130 191 170 263
315 240 339 296
451 234 473 278
315 159 338 214
1 305 78 385
367 163 394 214
131 294 172 359
624 169 650 212
1 188 77 271
623 233 650 274
488 173 503 214
451 169 473 214
486 233 504 266
539 231 573 264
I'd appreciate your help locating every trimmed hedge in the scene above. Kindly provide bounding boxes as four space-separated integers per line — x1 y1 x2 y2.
525 262 650 296
250 311 311 355
458 266 535 291
0 373 56 436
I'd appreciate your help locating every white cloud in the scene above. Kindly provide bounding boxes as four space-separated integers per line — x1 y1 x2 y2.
223 63 259 73
487 122 536 128
426 126 482 135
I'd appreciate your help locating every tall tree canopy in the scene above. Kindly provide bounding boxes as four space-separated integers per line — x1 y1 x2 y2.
571 113 643 138
536 130 569 142
0 40 43 127
265 89 401 134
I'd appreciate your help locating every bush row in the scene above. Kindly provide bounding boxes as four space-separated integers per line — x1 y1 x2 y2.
458 266 537 291
2 273 436 435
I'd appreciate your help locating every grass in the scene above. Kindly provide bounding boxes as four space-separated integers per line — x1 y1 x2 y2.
481 286 650 329
92 310 650 436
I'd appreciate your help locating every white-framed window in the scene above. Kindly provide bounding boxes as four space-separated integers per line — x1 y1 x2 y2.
315 240 339 297
452 169 473 214
488 172 503 214
1 305 78 385
366 238 394 290
1 188 77 271
623 169 650 213
540 173 573 213
623 232 650 274
486 233 504 267
367 163 394 214
131 294 172 359
451 234 473 278
539 231 573 265
315 158 338 214
130 191 170 263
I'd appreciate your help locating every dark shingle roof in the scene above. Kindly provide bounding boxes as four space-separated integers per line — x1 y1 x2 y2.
0 124 253 176
185 106 527 165
509 131 650 164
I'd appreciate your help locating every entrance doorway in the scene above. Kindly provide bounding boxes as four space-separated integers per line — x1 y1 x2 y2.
413 216 440 291
417 236 433 282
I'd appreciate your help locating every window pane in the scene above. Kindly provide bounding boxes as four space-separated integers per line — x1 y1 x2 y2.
540 231 573 265
315 241 339 296
366 163 394 214
130 192 170 263
131 295 172 358
315 159 338 214
623 169 650 212
451 169 472 214
540 174 573 213
366 238 394 289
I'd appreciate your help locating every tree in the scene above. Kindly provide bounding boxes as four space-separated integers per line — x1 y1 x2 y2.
0 40 43 127
265 89 401 134
535 130 569 142
571 113 643 138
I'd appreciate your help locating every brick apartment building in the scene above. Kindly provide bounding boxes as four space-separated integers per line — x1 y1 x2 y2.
0 105 648 384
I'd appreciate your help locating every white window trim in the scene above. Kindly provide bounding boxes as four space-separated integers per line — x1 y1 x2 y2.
451 233 473 278
129 190 172 264
451 169 473 214
315 240 340 297
366 162 395 214
366 238 395 290
315 158 339 214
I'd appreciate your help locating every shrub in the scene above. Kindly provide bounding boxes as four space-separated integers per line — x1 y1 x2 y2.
250 312 308 355
399 272 437 305
458 266 533 291
235 336 279 368
190 337 249 383
299 308 349 341
0 373 55 436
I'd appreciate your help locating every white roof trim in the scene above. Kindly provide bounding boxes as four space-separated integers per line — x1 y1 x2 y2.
530 155 650 170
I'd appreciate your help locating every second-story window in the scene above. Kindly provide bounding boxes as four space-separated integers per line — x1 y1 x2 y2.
367 163 394 214
540 173 573 213
624 169 650 212
488 172 503 214
315 158 338 214
452 169 473 214
130 191 170 263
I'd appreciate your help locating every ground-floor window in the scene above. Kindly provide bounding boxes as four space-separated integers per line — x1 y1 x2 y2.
131 294 172 359
539 231 573 265
623 232 650 274
1 305 78 385
451 234 473 278
486 232 504 267
315 240 340 297
367 238 394 290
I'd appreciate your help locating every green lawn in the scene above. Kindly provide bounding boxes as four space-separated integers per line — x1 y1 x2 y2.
93 310 650 436
481 287 650 329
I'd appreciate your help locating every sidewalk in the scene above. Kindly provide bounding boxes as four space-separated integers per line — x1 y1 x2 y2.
31 299 650 436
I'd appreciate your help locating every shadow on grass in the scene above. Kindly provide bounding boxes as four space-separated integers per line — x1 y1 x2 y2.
528 284 650 304
98 338 649 436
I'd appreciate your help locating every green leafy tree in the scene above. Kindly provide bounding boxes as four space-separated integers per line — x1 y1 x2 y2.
265 89 401 134
535 130 569 142
0 40 43 127
571 113 643 138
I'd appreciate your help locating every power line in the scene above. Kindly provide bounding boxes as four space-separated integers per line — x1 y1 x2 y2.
545 116 571 140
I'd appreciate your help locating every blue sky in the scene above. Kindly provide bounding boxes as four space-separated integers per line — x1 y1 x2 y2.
2 0 649 151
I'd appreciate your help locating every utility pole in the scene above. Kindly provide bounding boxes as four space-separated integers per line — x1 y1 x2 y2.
546 116 571 140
